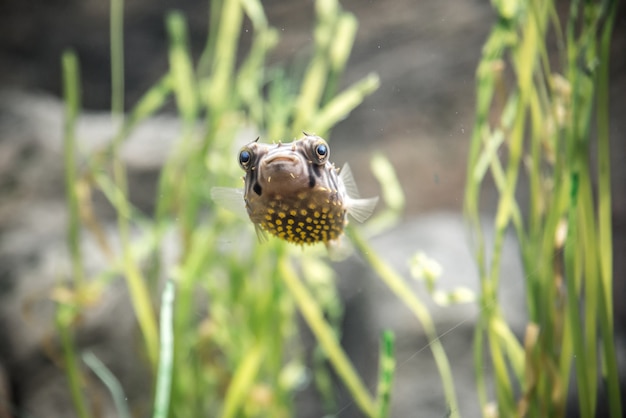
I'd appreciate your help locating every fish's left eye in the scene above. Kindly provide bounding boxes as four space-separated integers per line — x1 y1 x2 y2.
314 142 329 163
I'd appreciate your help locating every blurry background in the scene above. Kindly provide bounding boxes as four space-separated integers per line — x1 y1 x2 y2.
0 0 624 417
0 0 493 213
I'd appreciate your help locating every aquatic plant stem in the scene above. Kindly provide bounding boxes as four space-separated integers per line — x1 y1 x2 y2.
61 51 85 289
109 0 159 369
83 352 131 418
221 343 265 418
596 2 622 415
376 331 395 418
153 281 175 418
278 257 377 417
347 228 460 418
57 306 90 418
110 0 124 115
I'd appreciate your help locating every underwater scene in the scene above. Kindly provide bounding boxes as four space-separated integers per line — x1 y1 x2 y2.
0 0 624 417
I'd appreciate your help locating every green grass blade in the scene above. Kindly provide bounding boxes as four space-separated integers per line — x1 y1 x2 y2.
347 228 460 418
312 73 380 136
110 0 124 116
376 331 395 418
279 257 377 417
56 304 91 418
166 11 199 123
221 343 265 418
83 352 131 418
153 280 176 418
596 1 622 415
62 50 85 288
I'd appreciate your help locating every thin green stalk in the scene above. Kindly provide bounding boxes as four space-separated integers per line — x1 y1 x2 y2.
487 317 515 415
83 352 131 418
109 0 159 369
221 343 265 418
596 3 622 416
291 0 337 135
563 173 592 417
62 50 84 288
578 170 600 412
292 50 329 134
121 242 159 367
596 0 616 332
167 11 199 124
108 127 158 368
375 331 395 418
323 12 358 105
61 49 90 418
473 319 488 413
206 0 243 112
347 228 460 418
196 0 221 77
110 0 124 115
153 281 175 418
597 273 623 418
313 73 380 135
278 257 377 417
556 312 573 416
126 74 173 130
57 305 90 418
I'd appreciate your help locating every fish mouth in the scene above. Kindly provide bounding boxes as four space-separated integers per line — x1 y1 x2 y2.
264 155 299 165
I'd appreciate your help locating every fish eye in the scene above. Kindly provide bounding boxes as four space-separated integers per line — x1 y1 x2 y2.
314 142 329 163
239 148 253 170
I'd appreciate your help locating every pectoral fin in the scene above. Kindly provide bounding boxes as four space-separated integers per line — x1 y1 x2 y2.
339 163 379 222
210 187 248 219
346 196 379 223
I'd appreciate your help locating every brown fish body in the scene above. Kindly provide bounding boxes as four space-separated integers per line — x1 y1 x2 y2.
247 175 347 245
212 134 378 247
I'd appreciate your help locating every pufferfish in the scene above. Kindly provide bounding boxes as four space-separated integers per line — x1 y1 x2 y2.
211 133 378 250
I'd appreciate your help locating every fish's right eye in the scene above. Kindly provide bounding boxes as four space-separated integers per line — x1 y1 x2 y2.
239 149 252 170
